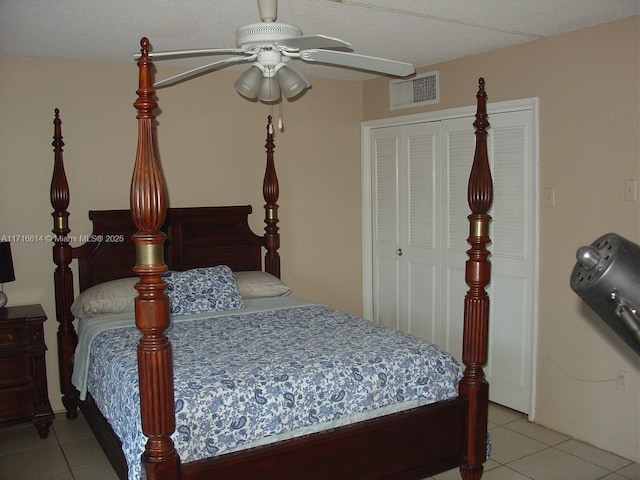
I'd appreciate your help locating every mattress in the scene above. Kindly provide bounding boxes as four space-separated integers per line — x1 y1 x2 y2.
73 297 463 479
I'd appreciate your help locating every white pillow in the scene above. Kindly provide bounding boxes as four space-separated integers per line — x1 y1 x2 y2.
71 277 138 319
234 271 291 299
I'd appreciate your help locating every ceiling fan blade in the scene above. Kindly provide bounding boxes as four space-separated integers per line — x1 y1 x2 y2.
134 48 245 60
154 55 257 88
300 49 415 77
276 35 351 51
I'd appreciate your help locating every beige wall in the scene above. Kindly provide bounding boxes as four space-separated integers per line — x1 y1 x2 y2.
0 54 363 417
363 16 639 461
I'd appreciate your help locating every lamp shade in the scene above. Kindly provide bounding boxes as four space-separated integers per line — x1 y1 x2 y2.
276 65 307 98
257 76 281 102
0 242 15 284
234 66 264 99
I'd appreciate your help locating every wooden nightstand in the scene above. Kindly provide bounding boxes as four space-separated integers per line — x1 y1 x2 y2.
0 304 54 438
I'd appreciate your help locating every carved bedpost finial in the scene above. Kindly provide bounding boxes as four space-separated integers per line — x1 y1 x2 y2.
468 77 492 214
50 109 78 419
459 77 492 480
51 108 69 221
133 37 158 123
264 115 281 278
130 37 180 480
131 37 164 234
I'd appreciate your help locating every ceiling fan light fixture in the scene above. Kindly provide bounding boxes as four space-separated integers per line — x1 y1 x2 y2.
234 65 264 99
257 76 281 102
276 64 307 98
150 0 414 99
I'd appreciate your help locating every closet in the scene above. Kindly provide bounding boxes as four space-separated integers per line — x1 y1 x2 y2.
361 100 538 414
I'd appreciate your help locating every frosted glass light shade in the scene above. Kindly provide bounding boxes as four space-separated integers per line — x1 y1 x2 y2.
234 66 263 99
277 65 306 98
257 76 280 102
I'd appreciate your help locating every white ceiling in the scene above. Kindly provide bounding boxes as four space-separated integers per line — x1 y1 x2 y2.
1 0 638 81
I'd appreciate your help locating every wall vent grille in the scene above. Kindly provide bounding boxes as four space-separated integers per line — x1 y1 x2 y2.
389 71 439 110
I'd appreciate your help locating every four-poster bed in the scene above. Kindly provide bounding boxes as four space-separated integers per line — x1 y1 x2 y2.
50 37 492 480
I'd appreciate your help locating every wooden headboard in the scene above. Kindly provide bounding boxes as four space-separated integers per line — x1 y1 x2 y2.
74 206 265 291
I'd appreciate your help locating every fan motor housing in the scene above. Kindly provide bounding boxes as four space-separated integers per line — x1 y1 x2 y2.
236 22 302 49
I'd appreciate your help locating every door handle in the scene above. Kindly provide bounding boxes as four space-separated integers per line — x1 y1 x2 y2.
397 248 403 256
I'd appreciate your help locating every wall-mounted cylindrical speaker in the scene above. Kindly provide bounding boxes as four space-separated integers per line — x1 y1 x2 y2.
570 233 640 356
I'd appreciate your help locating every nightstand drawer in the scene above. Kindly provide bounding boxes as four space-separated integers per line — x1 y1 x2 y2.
0 355 31 384
0 385 34 419
0 327 30 348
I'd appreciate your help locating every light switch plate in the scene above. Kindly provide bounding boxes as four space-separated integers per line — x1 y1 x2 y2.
543 187 556 207
624 179 637 201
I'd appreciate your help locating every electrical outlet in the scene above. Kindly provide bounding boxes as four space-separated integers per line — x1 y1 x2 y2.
616 370 628 392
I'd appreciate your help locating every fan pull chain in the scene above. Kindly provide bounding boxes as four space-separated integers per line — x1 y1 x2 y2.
269 103 274 130
268 102 284 132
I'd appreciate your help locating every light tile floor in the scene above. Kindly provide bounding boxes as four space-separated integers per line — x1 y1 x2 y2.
0 404 637 480
428 404 639 480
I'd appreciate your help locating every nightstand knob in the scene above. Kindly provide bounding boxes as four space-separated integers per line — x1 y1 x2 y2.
7 333 13 342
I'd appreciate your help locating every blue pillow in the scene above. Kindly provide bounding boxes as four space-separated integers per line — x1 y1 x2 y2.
162 265 244 315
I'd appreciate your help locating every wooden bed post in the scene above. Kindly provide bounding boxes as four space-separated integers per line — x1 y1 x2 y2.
459 78 492 480
131 37 180 480
50 109 79 419
263 115 281 278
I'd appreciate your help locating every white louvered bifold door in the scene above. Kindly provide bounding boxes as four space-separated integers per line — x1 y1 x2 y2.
371 128 401 331
440 118 475 364
403 124 441 341
371 123 441 342
484 110 536 413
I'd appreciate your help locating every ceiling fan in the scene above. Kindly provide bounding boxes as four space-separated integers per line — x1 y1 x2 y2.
136 0 415 102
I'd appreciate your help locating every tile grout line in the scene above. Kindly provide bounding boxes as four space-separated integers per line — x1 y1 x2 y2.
501 444 554 470
51 424 78 480
501 463 537 480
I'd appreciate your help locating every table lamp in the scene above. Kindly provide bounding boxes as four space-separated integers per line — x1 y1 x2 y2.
0 242 16 308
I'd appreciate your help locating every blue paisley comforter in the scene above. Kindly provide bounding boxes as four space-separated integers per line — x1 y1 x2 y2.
76 297 462 479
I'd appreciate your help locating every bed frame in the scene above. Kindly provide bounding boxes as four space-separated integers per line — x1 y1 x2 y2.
50 37 492 480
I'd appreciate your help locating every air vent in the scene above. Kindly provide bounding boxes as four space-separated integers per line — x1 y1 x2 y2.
389 71 439 110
